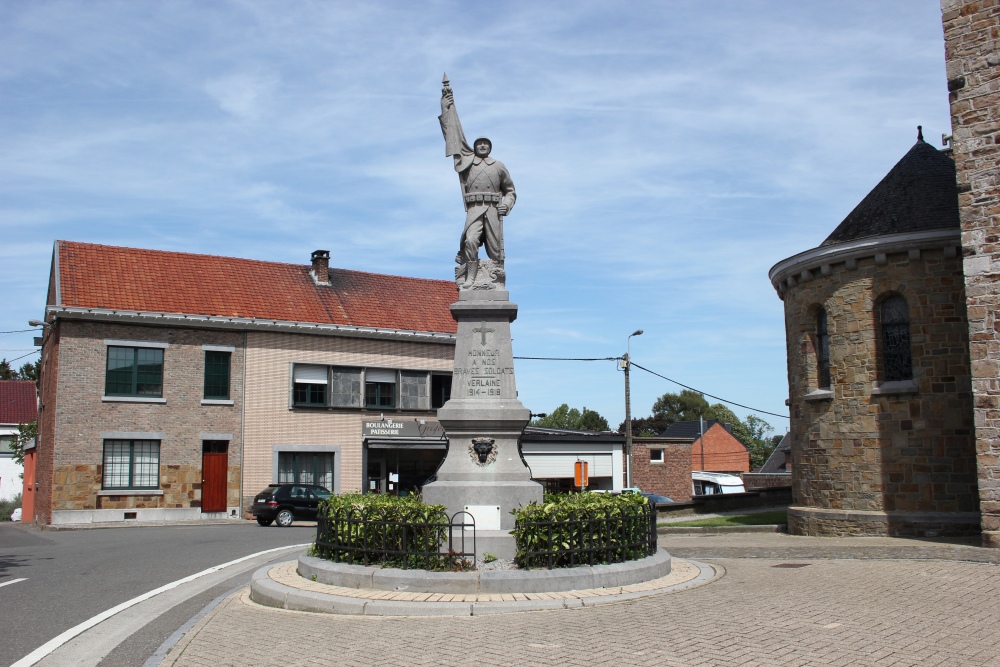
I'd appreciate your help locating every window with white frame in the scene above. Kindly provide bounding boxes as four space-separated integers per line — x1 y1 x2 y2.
292 364 447 412
102 439 160 490
649 449 664 463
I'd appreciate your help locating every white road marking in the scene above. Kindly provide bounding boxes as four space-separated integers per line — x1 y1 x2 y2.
11 543 310 667
0 577 27 589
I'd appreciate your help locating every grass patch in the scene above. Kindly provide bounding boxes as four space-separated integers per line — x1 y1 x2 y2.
662 510 787 527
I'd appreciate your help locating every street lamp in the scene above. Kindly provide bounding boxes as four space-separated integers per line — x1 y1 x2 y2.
623 329 643 489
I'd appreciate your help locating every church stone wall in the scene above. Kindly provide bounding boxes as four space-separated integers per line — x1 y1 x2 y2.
942 0 1000 548
782 247 979 536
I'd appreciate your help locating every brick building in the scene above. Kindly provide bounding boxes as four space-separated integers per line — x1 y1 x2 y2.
769 135 981 538
941 0 1000 548
659 419 750 475
32 241 457 525
630 438 693 502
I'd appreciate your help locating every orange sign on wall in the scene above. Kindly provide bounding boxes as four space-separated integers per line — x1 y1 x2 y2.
574 460 589 489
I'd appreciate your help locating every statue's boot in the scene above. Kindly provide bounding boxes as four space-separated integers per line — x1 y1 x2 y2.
463 260 479 288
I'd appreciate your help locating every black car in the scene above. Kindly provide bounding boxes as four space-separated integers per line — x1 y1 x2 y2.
251 484 332 526
640 492 675 505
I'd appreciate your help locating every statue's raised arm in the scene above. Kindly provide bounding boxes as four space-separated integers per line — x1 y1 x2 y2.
438 74 516 291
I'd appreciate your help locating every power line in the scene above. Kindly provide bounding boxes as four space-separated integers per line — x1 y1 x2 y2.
514 356 619 362
0 329 40 335
629 361 788 420
2 350 40 363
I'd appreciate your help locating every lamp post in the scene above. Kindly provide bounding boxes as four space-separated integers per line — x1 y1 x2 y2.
623 329 643 489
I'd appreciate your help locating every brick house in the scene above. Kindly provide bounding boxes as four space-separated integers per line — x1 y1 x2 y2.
659 419 750 475
32 241 457 525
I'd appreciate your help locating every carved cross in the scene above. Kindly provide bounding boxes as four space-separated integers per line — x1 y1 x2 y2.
472 320 495 346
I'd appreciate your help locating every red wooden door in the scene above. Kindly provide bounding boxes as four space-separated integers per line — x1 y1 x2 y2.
202 452 228 513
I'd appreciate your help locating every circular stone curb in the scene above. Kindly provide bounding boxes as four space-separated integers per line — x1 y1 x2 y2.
248 557 721 617
297 548 671 594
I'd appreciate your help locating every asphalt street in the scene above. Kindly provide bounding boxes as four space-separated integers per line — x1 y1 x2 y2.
0 520 315 667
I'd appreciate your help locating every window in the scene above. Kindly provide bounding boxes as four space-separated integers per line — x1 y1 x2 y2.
102 439 160 490
365 369 396 409
0 435 14 455
881 295 912 381
106 346 163 396
816 308 831 388
204 351 231 400
650 449 664 463
278 451 335 491
293 364 328 406
431 374 452 409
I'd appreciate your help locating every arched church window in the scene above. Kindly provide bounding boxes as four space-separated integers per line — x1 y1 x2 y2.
881 295 912 381
816 308 830 388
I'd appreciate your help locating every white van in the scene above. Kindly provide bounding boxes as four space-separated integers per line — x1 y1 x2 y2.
692 471 746 496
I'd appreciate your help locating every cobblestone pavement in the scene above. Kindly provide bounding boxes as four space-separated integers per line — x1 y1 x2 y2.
160 534 1000 667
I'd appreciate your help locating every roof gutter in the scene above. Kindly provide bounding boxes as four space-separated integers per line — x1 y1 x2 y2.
43 306 456 344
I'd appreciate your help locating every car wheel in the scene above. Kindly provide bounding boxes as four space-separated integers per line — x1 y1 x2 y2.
256 517 273 527
276 509 295 527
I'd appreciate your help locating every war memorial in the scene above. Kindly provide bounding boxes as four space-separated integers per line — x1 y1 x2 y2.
247 78 689 616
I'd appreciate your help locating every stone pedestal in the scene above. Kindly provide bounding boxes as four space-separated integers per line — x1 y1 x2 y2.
422 290 543 560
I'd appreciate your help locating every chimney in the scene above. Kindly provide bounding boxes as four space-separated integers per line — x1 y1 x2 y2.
311 250 330 285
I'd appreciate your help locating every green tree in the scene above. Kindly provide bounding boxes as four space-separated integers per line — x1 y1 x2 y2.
9 419 35 471
651 389 710 424
532 404 610 431
0 358 39 383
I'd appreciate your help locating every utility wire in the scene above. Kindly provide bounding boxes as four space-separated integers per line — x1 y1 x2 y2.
2 350 40 363
514 356 618 361
0 329 40 335
630 361 788 420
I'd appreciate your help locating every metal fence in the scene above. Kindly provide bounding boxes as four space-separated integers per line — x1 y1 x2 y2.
514 503 657 570
314 507 475 570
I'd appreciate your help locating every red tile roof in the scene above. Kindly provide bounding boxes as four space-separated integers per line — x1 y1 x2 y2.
0 380 37 425
55 241 458 334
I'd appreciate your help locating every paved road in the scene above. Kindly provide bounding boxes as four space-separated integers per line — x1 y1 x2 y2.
161 533 1000 667
0 520 315 667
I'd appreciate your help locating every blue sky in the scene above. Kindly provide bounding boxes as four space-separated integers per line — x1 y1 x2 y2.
1 1 952 435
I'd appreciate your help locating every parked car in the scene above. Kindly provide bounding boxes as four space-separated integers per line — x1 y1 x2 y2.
251 484 331 526
640 492 674 505
691 471 746 496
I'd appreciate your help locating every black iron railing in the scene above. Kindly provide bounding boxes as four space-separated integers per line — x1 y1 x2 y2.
315 507 475 570
514 502 657 570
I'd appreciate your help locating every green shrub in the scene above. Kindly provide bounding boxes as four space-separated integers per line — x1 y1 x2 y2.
314 494 471 571
0 494 21 522
511 492 655 569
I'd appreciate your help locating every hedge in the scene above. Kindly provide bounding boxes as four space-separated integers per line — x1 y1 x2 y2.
511 492 656 569
313 494 471 571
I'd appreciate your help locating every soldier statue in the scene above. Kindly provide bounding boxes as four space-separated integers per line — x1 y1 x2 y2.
439 75 516 289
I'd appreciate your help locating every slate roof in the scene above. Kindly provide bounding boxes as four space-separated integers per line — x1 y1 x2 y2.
821 138 960 247
758 433 791 474
53 241 458 334
0 381 37 425
659 419 746 449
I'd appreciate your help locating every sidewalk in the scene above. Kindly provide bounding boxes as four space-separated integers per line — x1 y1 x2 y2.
158 532 1000 667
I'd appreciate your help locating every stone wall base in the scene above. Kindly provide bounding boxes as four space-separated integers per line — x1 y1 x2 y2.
50 506 242 525
983 530 1000 549
788 506 981 538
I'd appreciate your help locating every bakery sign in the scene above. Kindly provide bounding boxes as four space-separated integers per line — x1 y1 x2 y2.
362 419 446 439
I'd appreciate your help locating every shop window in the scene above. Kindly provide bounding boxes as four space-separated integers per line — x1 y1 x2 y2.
431 374 452 409
203 351 231 400
106 346 163 397
881 295 912 381
816 308 830 388
293 364 328 406
365 369 397 408
278 451 335 491
102 439 160 490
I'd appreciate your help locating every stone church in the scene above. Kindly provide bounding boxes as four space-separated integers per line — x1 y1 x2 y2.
769 1 999 548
